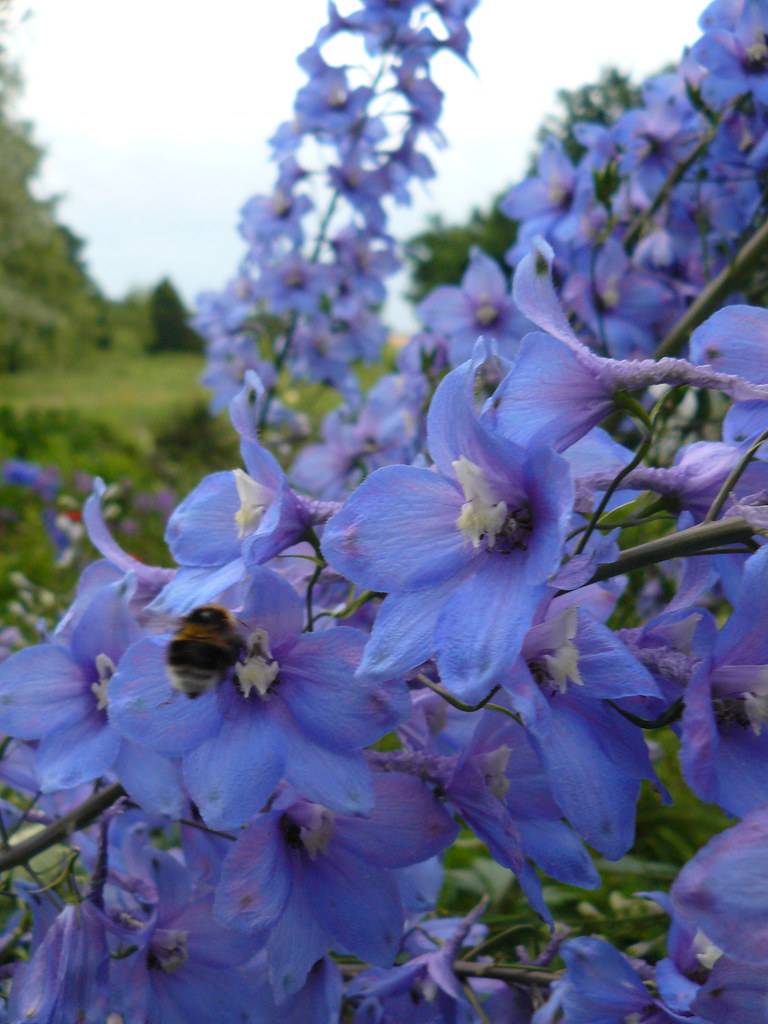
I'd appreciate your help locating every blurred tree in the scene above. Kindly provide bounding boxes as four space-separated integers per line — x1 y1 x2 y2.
406 67 642 302
146 278 203 354
0 41 110 372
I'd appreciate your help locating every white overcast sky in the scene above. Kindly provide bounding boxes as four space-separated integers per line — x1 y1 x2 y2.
7 0 707 325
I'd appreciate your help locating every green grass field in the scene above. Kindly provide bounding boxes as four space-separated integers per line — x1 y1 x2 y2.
0 351 208 451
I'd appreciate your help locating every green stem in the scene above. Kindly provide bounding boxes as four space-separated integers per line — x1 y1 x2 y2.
606 697 684 730
416 674 500 713
655 215 768 358
623 114 722 252
338 960 559 986
703 427 768 523
573 427 651 556
585 516 756 586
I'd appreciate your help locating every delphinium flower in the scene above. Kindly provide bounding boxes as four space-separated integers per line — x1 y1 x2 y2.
105 836 262 1023
418 247 527 363
323 344 574 700
495 5 768 363
692 0 768 106
109 567 408 828
680 545 768 816
8 900 111 1024
0 573 140 793
214 772 458 999
150 374 314 614
348 899 533 1023
194 0 481 411
291 371 426 499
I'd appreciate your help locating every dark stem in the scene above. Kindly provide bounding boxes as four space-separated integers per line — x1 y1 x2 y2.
0 783 126 874
416 674 500 713
338 959 559 986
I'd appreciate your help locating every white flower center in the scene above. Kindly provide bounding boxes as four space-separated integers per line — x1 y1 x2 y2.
91 653 116 711
745 691 768 735
151 929 189 974
235 628 279 699
453 456 508 551
694 930 723 971
542 607 582 694
233 469 273 539
481 746 511 800
300 807 336 859
474 300 498 326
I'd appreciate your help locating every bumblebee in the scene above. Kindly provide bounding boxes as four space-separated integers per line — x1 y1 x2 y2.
166 605 243 699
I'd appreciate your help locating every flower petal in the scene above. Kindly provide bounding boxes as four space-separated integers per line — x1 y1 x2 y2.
284 627 409 749
0 645 90 739
108 637 221 755
183 705 284 830
322 465 470 592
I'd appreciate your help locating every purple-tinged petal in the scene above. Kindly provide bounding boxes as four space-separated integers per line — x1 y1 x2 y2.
114 740 184 819
0 644 90 739
436 557 544 701
165 472 242 567
70 575 141 670
518 819 600 889
35 713 120 791
148 558 247 615
355 585 450 680
84 478 174 590
239 566 303 651
339 773 458 867
655 957 700 1015
215 812 291 932
229 369 267 443
281 716 374 816
513 239 585 353
559 937 653 1019
715 546 768 666
723 399 768 446
307 844 402 967
712 726 768 817
690 304 768 383
284 628 409 749
183 705 284 830
693 956 768 1023
426 344 519 480
148 962 259 1024
671 807 768 965
266 864 332 1000
489 333 612 450
242 482 309 566
322 465 471 592
108 637 221 755
573 611 661 699
240 440 285 493
530 698 652 859
679 653 720 806
9 903 110 1024
523 445 573 583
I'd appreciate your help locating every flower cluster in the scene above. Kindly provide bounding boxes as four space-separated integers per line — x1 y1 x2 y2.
3 1 768 1021
196 0 478 416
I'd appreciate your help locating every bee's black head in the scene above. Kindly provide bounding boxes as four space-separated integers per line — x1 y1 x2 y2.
184 605 231 627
